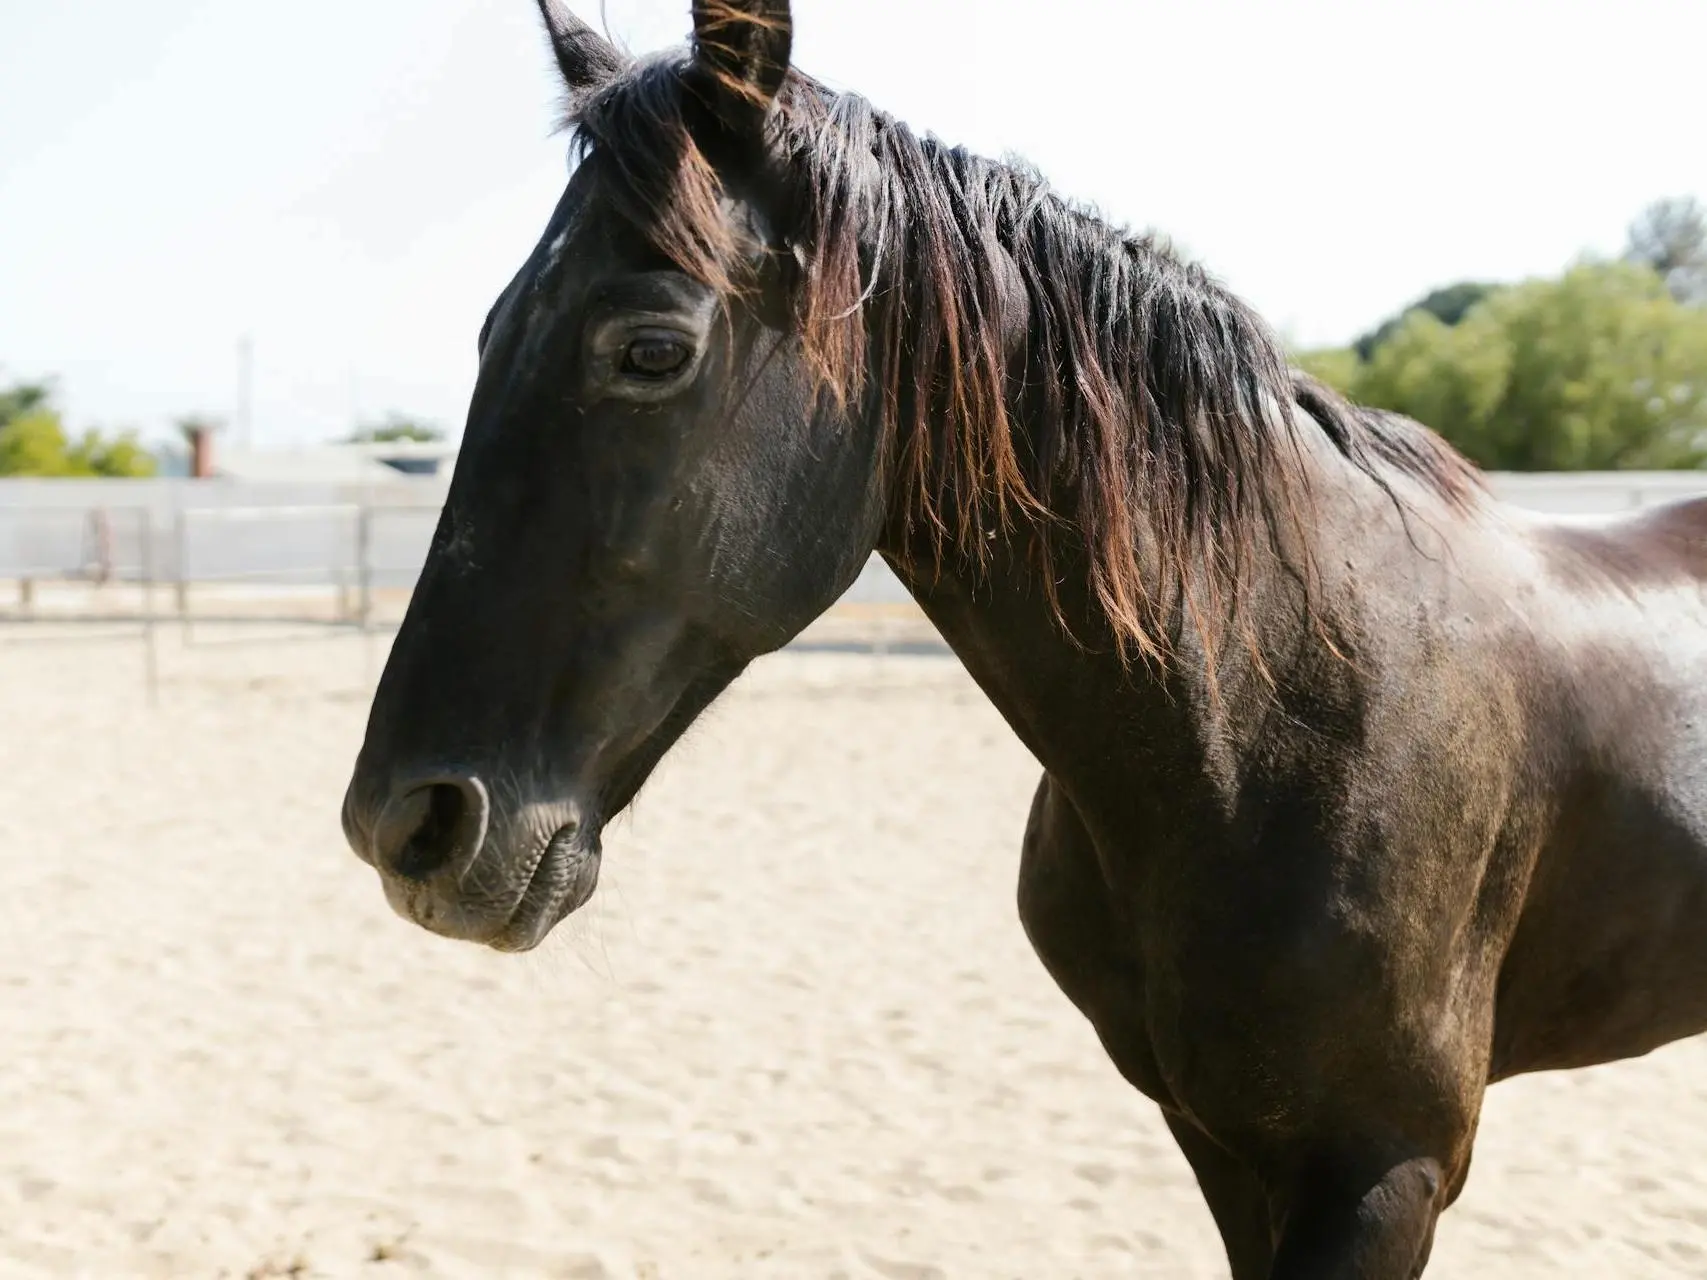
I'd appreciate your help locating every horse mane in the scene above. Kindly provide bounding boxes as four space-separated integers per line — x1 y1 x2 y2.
568 55 1481 667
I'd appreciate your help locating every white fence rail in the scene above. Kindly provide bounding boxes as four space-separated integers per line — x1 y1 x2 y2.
1 470 1706 627
0 481 442 626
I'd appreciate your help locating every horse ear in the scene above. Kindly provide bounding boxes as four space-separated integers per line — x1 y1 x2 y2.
688 0 793 135
534 0 629 97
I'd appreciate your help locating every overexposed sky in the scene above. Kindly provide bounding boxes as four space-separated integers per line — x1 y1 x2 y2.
1 0 1701 447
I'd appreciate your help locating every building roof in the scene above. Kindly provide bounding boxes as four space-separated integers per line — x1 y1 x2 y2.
208 441 457 484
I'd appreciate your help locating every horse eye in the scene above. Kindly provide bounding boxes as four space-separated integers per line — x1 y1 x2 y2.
619 335 692 379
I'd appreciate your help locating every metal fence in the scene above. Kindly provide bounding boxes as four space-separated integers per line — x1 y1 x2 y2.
5 471 1707 698
0 480 442 625
0 482 446 700
0 503 165 699
168 503 440 630
0 503 159 597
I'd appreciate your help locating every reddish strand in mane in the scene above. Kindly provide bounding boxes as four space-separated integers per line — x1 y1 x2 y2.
568 55 1480 668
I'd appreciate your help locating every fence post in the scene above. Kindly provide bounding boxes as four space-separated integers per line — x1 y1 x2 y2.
357 504 374 631
173 507 190 642
140 507 159 707
87 507 114 585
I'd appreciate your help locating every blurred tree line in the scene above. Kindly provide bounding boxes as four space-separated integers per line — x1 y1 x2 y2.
1298 197 1707 470
0 378 448 478
0 377 155 477
343 414 445 445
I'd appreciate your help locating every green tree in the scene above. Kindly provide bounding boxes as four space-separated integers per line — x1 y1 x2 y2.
1352 281 1499 361
1350 262 1707 470
71 428 158 477
1353 313 1511 464
344 413 445 445
0 377 53 425
0 409 82 475
0 376 157 477
174 414 223 444
1294 346 1361 394
1626 196 1707 306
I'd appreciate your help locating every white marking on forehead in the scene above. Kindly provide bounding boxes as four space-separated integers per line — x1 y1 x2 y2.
517 201 592 344
542 196 590 275
545 228 571 269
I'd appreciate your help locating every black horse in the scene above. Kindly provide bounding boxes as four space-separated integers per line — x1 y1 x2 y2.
342 3 1707 1274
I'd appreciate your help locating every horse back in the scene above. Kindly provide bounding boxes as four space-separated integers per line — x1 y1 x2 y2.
1490 491 1707 1078
1535 492 1707 587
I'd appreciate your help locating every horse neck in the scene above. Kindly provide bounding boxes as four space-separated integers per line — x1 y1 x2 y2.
874 400 1339 820
881 529 1202 807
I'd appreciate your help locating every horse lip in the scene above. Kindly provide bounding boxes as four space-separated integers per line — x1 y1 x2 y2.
488 824 602 953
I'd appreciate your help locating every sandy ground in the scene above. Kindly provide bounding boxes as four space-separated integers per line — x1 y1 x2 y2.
3 625 1707 1279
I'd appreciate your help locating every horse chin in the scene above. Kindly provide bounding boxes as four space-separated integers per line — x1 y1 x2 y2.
380 820 603 953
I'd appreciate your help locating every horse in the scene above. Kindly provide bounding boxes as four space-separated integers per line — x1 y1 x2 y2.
339 3 1707 1275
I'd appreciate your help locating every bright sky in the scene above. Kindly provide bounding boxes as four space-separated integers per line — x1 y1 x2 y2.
1 0 1702 448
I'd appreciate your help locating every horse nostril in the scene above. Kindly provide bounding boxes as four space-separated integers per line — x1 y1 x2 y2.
397 784 464 880
373 776 488 883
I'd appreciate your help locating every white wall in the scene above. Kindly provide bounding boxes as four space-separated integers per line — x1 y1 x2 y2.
4 473 1707 598
1484 471 1707 515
